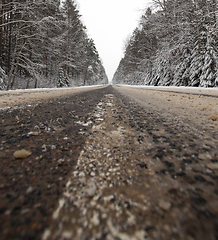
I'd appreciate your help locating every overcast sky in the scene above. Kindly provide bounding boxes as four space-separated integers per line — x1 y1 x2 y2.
76 0 151 81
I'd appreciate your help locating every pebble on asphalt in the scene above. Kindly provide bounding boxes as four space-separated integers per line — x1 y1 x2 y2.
13 149 32 159
158 199 172 211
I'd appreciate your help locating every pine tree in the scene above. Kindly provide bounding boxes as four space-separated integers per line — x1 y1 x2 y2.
199 30 218 87
57 67 70 88
172 46 192 86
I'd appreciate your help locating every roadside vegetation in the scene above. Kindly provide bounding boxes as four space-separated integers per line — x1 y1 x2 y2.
113 0 218 88
0 0 108 90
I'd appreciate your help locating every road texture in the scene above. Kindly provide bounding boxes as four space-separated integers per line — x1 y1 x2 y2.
0 85 218 240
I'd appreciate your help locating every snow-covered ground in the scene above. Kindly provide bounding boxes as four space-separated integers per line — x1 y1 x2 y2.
0 85 106 109
0 85 104 95
118 85 218 97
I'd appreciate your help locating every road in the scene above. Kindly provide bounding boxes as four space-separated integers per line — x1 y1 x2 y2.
0 85 218 240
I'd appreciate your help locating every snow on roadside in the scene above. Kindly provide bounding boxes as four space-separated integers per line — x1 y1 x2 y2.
0 85 104 96
117 84 218 97
0 85 107 109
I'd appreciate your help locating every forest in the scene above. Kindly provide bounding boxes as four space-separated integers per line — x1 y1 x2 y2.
0 0 108 90
113 0 218 88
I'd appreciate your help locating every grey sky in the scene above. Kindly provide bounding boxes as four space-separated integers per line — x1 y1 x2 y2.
76 0 151 81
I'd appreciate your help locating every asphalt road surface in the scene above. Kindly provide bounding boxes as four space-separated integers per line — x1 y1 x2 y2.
0 85 218 240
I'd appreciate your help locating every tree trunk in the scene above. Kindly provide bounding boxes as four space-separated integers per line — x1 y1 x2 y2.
7 31 21 90
34 77 37 88
7 0 29 90
54 62 58 87
0 0 5 67
10 63 19 89
26 49 32 89
7 2 13 74
26 75 31 89
83 64 89 86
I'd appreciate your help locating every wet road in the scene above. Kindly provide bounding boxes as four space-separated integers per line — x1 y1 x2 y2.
0 85 218 240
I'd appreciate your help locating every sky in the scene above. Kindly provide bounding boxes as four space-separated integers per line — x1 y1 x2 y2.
75 0 151 82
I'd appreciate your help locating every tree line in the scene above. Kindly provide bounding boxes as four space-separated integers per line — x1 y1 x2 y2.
0 0 108 90
113 0 218 88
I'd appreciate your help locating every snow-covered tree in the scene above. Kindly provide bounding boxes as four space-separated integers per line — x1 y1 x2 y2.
113 0 218 88
57 67 70 87
1 0 108 90
199 30 218 87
